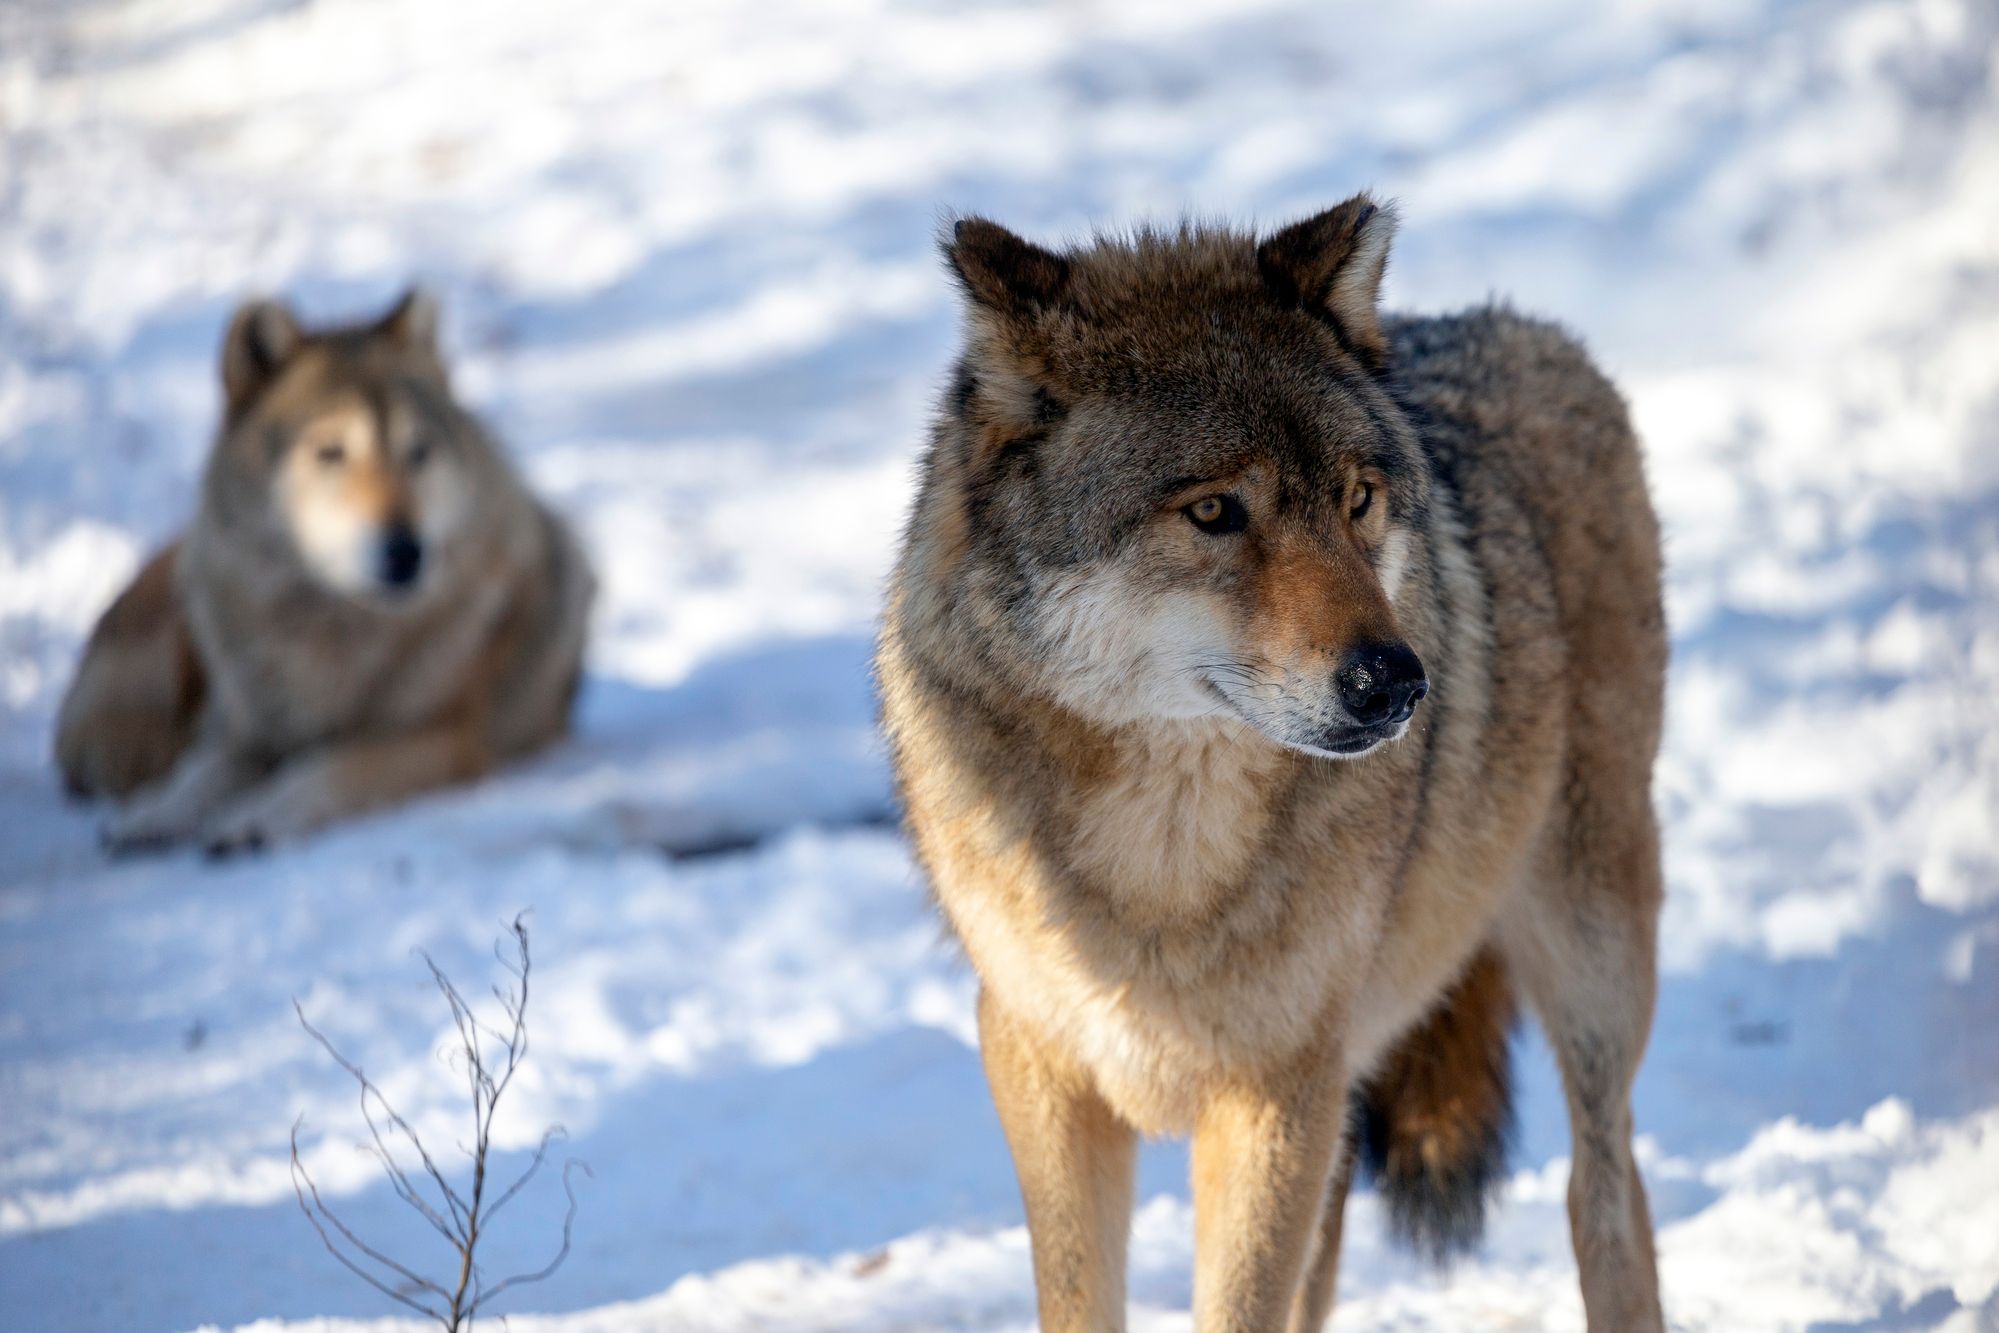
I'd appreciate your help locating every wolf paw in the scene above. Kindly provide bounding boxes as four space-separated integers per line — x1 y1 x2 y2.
200 776 329 854
201 826 270 860
102 800 195 856
100 822 176 858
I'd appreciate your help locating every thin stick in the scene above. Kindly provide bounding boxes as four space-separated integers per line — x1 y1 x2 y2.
290 914 583 1332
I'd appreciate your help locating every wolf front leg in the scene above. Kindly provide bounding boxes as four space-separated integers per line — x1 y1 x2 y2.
978 992 1136 1333
1286 1133 1357 1333
200 722 490 852
1191 1046 1349 1333
104 739 263 852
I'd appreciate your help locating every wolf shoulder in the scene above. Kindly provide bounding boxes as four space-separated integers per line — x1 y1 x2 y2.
1386 304 1641 467
1388 304 1663 611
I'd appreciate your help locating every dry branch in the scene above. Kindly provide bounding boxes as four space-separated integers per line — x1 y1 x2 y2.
290 914 586 1331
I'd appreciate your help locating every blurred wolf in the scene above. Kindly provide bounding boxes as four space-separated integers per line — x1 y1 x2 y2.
56 291 594 852
878 196 1666 1331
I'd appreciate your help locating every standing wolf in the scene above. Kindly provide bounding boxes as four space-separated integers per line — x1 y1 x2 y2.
878 195 1666 1331
57 291 594 852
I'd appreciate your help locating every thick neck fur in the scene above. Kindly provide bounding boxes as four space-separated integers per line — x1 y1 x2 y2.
1063 715 1300 925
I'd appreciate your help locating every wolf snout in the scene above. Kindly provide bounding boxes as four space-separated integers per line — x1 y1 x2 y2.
378 526 423 590
1335 641 1428 727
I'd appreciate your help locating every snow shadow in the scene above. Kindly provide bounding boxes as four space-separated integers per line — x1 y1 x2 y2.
0 1026 1185 1333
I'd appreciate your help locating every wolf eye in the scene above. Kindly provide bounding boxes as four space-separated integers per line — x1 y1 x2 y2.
315 443 346 466
1350 482 1374 520
1185 494 1247 535
408 440 432 468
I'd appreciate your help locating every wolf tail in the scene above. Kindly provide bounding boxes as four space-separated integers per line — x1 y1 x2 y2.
1356 945 1517 1262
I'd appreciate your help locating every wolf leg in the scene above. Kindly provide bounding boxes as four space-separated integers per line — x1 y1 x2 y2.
1499 820 1665 1333
1285 1130 1356 1333
1190 1047 1348 1333
103 740 260 852
199 724 488 852
978 992 1135 1333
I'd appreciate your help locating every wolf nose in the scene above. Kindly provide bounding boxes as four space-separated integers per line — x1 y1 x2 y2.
379 527 423 589
1336 642 1428 727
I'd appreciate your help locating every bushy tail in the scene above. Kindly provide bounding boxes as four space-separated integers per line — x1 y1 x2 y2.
1356 945 1516 1263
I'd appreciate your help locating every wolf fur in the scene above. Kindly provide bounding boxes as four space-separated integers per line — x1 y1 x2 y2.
877 196 1667 1331
57 291 594 852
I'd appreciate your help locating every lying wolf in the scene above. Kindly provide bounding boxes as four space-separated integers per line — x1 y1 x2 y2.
57 291 594 853
878 196 1667 1330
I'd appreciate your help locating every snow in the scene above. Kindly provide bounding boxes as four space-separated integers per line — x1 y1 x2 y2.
1 0 1995 1328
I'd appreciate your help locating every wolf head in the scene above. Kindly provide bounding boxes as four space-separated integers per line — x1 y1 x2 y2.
203 290 491 605
917 195 1431 760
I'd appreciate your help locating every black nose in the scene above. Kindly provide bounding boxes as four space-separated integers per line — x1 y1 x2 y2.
379 527 423 588
1335 641 1428 728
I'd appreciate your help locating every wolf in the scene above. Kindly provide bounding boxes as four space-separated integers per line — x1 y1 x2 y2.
56 291 595 853
877 195 1667 1331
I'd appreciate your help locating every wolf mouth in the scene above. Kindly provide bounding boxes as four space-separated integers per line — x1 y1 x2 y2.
1198 673 1401 759
1311 729 1390 756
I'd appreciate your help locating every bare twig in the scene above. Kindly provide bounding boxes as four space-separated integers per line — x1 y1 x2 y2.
291 1117 453 1315
295 1000 469 1242
480 1125 566 1232
290 914 584 1331
479 1159 592 1305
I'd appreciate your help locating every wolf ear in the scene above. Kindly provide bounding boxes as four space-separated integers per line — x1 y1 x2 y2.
221 299 303 418
374 287 441 353
1257 195 1397 369
945 218 1070 315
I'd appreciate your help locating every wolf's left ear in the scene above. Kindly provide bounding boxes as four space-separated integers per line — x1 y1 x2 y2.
374 287 441 353
945 218 1070 316
1257 194 1397 369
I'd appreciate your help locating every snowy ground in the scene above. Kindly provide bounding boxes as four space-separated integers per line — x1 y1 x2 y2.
1 0 1996 1329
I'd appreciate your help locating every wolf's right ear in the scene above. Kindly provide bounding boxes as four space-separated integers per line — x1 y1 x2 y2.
221 299 303 418
945 218 1070 315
